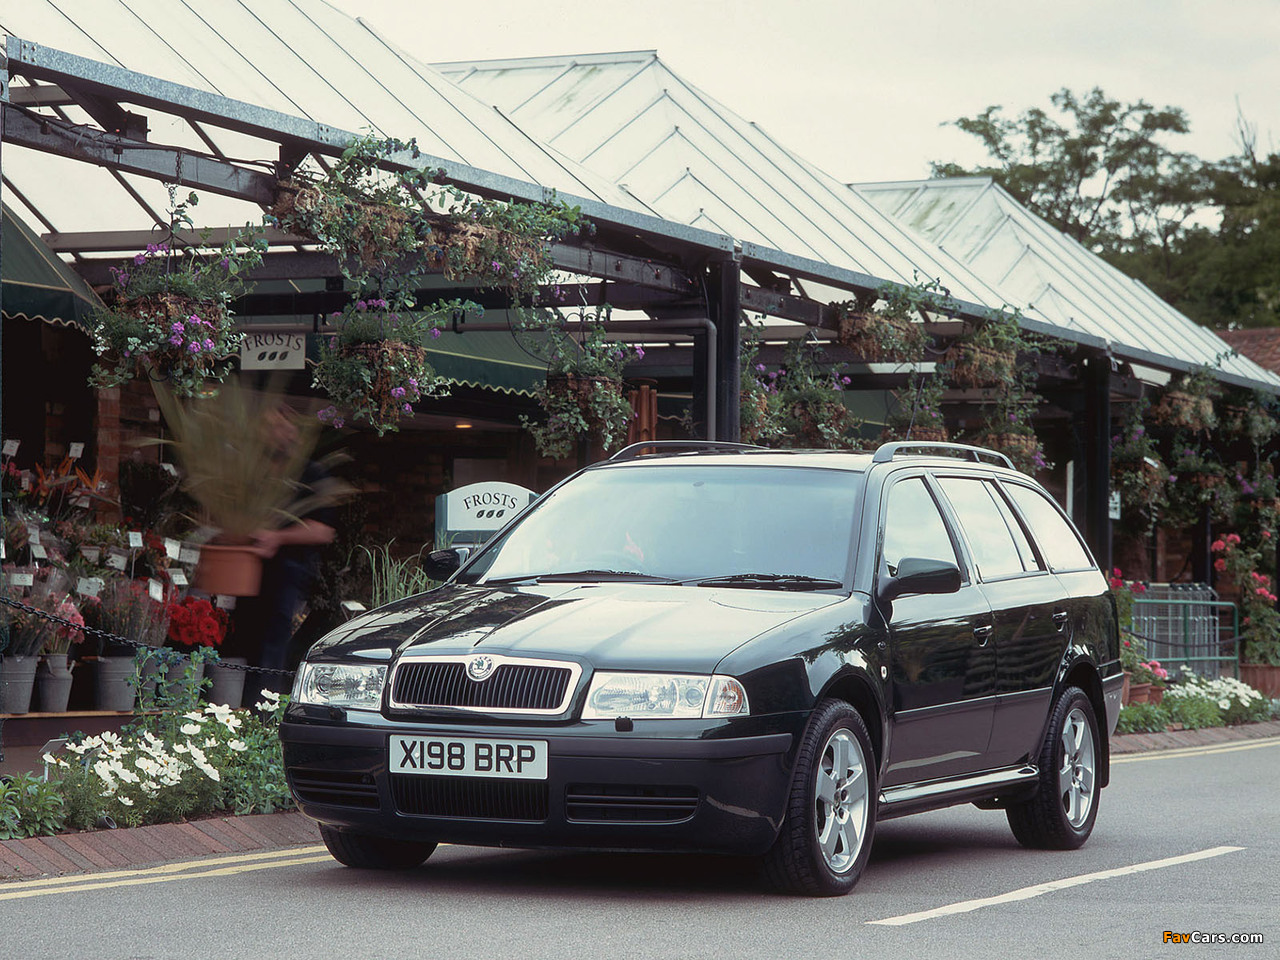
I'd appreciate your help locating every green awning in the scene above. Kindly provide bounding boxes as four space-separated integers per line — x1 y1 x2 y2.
423 330 548 397
1 203 102 330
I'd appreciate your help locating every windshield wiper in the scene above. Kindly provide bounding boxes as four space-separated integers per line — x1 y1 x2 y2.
682 573 843 591
488 570 677 585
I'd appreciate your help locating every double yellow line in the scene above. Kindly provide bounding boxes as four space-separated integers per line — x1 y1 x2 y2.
1112 736 1280 765
0 845 331 901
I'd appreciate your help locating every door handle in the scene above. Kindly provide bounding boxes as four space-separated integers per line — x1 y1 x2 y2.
1052 611 1069 630
973 624 993 645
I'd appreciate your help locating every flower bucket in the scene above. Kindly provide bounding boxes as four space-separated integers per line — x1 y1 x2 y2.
0 654 38 714
206 656 248 709
1128 682 1152 705
34 655 75 713
195 543 263 597
94 656 138 712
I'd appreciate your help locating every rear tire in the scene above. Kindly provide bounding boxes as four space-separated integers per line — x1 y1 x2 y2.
762 699 877 896
1006 686 1100 850
319 824 437 870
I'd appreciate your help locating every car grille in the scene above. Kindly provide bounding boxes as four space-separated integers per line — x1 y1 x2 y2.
289 769 380 810
391 775 549 821
565 784 700 823
391 659 574 713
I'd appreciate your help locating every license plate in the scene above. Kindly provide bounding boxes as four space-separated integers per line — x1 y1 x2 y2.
390 735 548 780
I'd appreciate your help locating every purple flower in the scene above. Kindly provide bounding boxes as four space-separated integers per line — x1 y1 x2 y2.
168 335 183 346
491 260 503 273
203 339 214 351
356 300 368 312
172 322 186 334
635 346 645 360
402 403 412 413
133 253 146 266
391 387 406 399
841 375 851 385
430 328 441 339
333 418 345 429
755 363 767 372
408 378 419 389
188 342 201 353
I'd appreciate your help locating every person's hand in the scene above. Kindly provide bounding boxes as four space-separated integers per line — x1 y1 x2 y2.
250 529 284 559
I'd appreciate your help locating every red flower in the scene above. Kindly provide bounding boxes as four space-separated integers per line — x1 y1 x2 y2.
1214 558 1227 572
1211 539 1226 552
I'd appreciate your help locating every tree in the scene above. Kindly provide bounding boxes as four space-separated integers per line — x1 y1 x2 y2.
935 90 1279 329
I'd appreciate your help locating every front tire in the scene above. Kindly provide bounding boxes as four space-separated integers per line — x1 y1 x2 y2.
319 824 437 870
763 699 877 896
1006 686 1100 849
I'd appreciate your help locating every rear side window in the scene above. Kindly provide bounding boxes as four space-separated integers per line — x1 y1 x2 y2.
1004 483 1096 572
936 477 1027 581
882 477 958 577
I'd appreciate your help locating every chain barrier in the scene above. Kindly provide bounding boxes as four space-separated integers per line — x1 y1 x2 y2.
0 594 296 678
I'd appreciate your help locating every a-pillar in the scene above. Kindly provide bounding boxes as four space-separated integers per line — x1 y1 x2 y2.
707 258 741 442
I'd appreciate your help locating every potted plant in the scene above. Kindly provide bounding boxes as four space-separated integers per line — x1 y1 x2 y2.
946 308 1022 388
738 326 786 446
35 595 85 713
1 571 81 714
1166 444 1234 526
834 288 928 364
311 297 455 435
86 192 266 397
90 577 172 711
520 307 643 460
766 338 863 449
150 380 318 596
1212 532 1280 695
1110 399 1168 532
881 373 948 443
1150 368 1218 433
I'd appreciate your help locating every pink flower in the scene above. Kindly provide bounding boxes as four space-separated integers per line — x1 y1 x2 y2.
1211 539 1226 552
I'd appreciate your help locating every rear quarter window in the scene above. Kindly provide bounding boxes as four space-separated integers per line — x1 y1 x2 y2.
1003 482 1096 572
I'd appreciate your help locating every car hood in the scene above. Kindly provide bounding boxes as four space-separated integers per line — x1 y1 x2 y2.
310 582 842 673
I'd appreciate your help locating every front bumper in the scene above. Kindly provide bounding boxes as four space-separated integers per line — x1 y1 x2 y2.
280 711 802 856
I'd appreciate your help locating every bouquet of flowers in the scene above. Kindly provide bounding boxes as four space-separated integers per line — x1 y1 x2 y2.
167 596 230 649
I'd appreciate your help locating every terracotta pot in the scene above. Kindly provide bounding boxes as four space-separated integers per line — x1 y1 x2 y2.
1148 685 1164 705
195 543 263 597
1121 670 1132 705
1239 663 1280 698
1128 682 1152 705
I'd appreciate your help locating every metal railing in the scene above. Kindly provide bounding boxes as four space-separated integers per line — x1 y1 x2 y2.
1132 583 1240 679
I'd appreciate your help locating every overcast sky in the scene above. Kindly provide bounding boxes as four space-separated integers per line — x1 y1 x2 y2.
329 0 1279 183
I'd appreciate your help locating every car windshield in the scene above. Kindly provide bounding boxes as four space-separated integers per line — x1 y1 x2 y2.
461 464 861 586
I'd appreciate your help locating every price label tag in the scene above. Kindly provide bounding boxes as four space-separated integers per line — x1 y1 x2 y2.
76 577 102 598
0 541 5 560
128 531 145 549
169 569 188 587
2 439 18 457
215 595 236 610
148 579 165 602
11 573 35 588
164 538 181 560
106 552 128 571
81 546 102 563
73 496 91 509
20 473 31 491
179 544 201 565
160 463 178 476
29 542 48 560
26 524 41 544
68 442 85 459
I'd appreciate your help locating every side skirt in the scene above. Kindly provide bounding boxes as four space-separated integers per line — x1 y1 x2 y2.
878 764 1039 821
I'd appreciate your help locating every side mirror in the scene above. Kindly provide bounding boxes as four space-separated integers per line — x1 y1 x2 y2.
422 547 471 581
878 557 962 603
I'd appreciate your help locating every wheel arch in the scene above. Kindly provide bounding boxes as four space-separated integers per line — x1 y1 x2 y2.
815 669 886 774
1057 657 1110 789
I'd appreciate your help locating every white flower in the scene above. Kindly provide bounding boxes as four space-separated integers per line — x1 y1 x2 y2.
182 711 205 722
218 713 243 732
227 739 247 752
205 703 234 722
117 796 134 807
172 743 190 754
181 723 202 736
42 752 69 768
1218 699 1230 710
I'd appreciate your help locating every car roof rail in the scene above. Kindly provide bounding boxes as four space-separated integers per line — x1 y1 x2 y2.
608 440 766 462
871 441 1015 470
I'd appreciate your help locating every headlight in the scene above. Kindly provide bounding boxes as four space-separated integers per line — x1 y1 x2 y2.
582 672 749 719
292 663 387 709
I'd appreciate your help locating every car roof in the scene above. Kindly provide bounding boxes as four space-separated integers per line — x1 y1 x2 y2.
594 442 1024 476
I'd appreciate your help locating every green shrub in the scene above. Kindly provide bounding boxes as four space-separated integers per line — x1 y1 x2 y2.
1164 694 1223 730
1116 703 1169 734
0 773 67 839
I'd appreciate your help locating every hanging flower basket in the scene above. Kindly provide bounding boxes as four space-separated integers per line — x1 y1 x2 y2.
946 343 1017 388
313 336 441 436
971 431 1045 473
1151 390 1215 431
836 310 926 363
525 374 633 461
880 425 949 444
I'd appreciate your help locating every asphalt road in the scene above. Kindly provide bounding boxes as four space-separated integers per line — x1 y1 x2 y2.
4 738 1276 960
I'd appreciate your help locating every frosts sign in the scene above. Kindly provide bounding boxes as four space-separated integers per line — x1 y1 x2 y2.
436 481 537 542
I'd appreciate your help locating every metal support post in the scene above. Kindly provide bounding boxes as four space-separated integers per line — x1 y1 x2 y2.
708 258 741 442
1084 352 1112 573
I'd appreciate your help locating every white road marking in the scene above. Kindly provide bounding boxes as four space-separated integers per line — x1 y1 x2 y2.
1112 737 1280 764
867 846 1244 926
